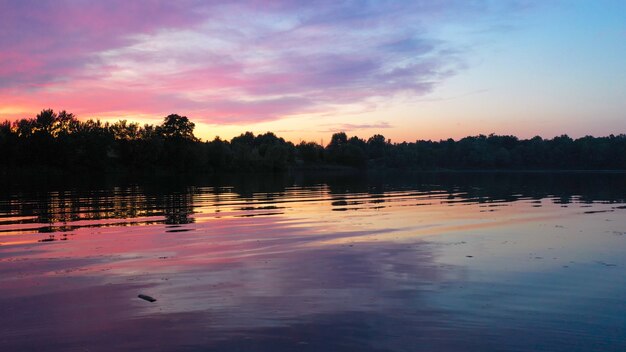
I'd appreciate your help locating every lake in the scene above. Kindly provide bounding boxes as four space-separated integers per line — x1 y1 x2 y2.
1 172 625 351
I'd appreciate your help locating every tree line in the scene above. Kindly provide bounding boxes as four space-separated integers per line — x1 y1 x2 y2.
1 109 625 173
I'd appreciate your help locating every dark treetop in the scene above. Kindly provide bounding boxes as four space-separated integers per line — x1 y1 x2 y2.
1 109 625 173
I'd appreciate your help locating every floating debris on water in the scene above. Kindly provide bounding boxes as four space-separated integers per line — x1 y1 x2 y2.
138 294 157 302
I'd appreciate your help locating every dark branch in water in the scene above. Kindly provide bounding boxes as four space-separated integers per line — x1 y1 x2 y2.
1 109 625 173
138 294 157 302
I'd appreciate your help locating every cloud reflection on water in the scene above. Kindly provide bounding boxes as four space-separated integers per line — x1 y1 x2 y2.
1 172 626 351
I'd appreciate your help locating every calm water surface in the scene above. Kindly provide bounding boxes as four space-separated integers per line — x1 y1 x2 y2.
1 172 625 351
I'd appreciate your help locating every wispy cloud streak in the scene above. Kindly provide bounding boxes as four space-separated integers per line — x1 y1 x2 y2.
0 0 527 124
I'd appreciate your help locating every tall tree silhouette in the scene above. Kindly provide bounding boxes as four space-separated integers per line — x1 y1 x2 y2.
157 114 196 140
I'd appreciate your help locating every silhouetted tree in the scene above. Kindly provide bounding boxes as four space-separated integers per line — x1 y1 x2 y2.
157 114 196 141
329 132 348 148
1 108 625 174
367 134 387 159
297 141 324 164
35 109 58 136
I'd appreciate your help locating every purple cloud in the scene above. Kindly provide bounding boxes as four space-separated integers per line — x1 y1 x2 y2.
319 122 393 133
0 1 528 124
0 0 209 88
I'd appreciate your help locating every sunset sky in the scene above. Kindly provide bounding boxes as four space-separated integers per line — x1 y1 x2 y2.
1 0 625 142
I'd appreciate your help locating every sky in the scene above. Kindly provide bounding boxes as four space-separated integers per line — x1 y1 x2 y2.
0 0 625 142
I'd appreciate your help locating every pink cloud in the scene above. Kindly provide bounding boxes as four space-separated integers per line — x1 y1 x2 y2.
0 0 209 88
0 1 524 125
